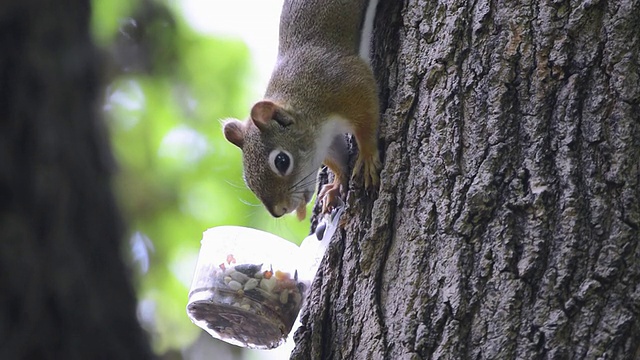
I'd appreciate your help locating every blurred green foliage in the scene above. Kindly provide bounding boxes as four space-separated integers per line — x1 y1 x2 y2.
92 0 311 354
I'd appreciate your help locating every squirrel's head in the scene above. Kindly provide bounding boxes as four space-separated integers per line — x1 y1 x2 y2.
223 100 317 219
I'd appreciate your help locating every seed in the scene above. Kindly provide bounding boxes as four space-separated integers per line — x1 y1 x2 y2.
263 270 273 279
260 276 277 292
230 271 250 284
235 263 262 276
279 290 289 304
275 270 290 281
244 278 259 291
228 280 242 291
223 276 232 284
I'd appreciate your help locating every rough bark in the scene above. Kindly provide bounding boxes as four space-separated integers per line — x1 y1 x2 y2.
0 1 152 359
293 0 640 359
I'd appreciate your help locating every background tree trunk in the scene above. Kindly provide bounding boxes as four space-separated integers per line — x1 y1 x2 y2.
0 1 152 359
293 0 640 359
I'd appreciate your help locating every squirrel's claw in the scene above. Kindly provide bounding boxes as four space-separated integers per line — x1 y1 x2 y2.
352 150 381 188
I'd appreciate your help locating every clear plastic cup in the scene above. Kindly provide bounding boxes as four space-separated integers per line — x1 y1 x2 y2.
187 227 312 349
187 206 343 349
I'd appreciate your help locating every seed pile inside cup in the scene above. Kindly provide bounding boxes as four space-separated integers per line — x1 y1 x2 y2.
187 254 308 349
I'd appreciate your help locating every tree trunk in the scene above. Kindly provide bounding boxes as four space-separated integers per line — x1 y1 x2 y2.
292 0 640 359
0 1 152 359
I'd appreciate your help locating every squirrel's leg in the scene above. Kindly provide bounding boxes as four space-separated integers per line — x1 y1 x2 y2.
320 134 349 213
340 57 381 188
352 111 381 188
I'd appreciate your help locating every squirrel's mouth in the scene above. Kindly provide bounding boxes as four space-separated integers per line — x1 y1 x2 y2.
268 190 312 219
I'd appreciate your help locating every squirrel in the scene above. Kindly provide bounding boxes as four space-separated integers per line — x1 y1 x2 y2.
223 0 381 220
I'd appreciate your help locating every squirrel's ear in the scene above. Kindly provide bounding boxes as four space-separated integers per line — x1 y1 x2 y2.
222 118 245 148
251 101 294 130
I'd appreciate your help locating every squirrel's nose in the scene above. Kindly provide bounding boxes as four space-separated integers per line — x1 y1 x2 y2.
267 204 288 218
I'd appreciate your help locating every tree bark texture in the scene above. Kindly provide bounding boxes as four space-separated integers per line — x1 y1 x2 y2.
293 0 640 359
0 1 152 359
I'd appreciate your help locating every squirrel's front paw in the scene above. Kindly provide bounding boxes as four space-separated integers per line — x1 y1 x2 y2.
353 150 381 188
319 182 342 214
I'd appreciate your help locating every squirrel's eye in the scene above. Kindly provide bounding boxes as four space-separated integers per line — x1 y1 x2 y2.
274 152 290 173
268 149 294 176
